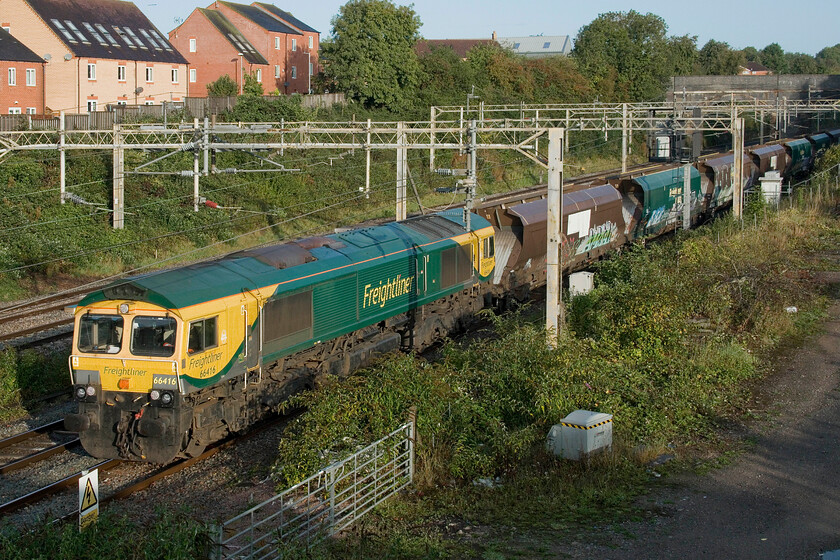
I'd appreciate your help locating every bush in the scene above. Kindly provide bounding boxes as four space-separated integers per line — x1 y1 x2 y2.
270 203 836 491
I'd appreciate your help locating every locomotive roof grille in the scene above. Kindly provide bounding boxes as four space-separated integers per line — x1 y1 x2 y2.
233 243 316 269
401 215 468 239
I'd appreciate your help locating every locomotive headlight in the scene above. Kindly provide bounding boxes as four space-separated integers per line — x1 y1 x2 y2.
75 386 87 400
119 303 130 314
160 391 173 406
150 389 161 401
85 385 96 397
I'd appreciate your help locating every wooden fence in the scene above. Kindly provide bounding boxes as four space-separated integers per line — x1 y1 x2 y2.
0 93 346 131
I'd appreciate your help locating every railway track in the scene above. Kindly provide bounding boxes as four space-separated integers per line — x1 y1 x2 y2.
0 285 102 346
0 420 80 476
0 414 287 519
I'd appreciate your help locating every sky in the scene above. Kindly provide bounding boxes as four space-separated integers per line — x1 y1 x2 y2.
144 0 839 56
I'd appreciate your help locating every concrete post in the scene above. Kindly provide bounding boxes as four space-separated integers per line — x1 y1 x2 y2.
546 128 564 348
112 123 124 229
364 118 371 199
429 106 435 171
682 164 691 230
59 111 66 204
733 118 744 219
396 122 407 221
193 118 200 212
621 103 628 173
203 117 209 176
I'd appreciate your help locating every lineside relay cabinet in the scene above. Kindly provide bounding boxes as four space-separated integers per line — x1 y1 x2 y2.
547 410 613 460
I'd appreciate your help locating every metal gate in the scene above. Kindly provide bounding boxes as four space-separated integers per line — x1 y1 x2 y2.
212 418 415 560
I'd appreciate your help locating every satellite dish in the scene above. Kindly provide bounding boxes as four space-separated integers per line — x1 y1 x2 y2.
134 87 144 94
43 53 51 61
64 53 72 61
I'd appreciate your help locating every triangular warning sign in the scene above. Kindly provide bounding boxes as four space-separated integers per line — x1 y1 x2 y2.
81 478 98 511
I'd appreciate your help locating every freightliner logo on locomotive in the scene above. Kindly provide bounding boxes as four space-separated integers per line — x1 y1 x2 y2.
363 274 414 309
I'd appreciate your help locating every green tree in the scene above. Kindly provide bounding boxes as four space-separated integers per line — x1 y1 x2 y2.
321 0 421 109
785 52 819 74
416 45 477 107
523 56 593 103
667 34 699 76
743 46 759 62
572 11 679 102
698 40 744 75
206 74 238 97
760 43 789 74
816 44 840 73
242 73 264 96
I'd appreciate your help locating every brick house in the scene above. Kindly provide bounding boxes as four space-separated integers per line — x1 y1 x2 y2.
252 3 320 91
211 2 303 95
0 26 45 114
169 8 269 97
169 2 319 96
739 61 772 76
0 0 189 113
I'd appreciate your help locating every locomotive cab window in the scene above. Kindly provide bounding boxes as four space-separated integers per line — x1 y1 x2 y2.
482 236 495 259
130 316 177 357
78 314 124 354
188 316 217 354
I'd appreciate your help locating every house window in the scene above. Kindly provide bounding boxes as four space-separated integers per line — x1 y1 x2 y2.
255 69 261 82
543 42 551 49
189 38 196 52
308 36 313 49
26 107 36 114
309 62 313 76
145 67 153 82
189 68 196 82
87 100 97 112
117 65 126 81
87 63 96 80
171 69 178 83
188 316 218 354
8 107 21 114
26 69 36 86
274 65 280 78
274 36 279 49
291 38 296 52
8 68 15 86
291 66 296 79
2 26 9 33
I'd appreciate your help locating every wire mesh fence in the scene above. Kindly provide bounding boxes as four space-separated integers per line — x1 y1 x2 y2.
211 415 415 560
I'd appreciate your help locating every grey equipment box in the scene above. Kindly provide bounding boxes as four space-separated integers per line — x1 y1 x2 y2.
568 271 595 298
546 410 613 460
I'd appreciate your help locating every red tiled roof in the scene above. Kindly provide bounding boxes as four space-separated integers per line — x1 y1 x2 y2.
743 61 770 72
415 39 498 59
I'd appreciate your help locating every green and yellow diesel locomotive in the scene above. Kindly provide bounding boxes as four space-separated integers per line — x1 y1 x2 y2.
65 210 495 462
